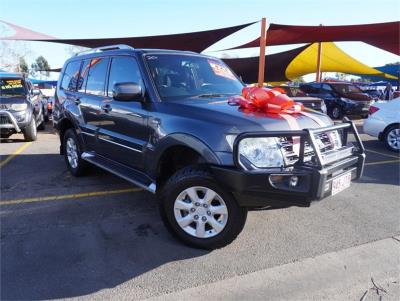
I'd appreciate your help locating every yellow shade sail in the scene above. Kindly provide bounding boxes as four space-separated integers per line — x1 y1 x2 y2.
285 42 397 80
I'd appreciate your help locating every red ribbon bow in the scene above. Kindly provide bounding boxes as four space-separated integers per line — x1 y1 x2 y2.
228 87 304 114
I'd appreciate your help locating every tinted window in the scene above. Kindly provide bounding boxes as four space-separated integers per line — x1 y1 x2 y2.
145 54 243 100
322 84 333 91
304 84 321 94
0 78 27 96
85 58 109 96
107 57 143 96
77 59 91 93
61 60 81 91
332 84 363 94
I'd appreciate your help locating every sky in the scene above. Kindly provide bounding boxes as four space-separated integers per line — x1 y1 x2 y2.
0 0 399 80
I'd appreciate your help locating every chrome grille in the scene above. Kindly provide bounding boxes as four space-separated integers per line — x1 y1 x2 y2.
279 131 343 166
0 115 11 124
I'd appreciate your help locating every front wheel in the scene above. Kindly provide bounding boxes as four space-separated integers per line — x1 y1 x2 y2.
159 166 247 249
23 117 37 141
384 125 400 152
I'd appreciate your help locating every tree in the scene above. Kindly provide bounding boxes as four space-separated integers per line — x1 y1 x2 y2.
291 76 305 84
30 56 50 79
19 57 29 73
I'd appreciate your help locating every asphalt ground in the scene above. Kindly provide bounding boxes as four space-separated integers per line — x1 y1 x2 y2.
0 121 399 300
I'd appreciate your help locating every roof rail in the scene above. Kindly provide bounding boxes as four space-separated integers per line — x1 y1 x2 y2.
74 44 134 56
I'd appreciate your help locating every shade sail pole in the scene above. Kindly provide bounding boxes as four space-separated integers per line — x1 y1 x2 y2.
316 42 322 82
315 24 323 82
258 17 267 87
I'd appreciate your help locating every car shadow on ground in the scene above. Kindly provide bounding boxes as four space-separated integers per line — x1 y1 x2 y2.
1 201 208 300
0 122 56 143
0 159 208 300
1 155 209 300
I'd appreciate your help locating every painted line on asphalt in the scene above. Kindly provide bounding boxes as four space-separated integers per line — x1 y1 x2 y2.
365 159 400 166
0 142 32 169
0 187 143 206
365 148 399 159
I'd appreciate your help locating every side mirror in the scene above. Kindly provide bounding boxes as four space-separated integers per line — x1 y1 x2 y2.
32 89 41 96
113 82 143 102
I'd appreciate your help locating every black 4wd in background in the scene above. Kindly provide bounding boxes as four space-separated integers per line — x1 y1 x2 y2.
0 72 46 141
54 45 365 249
300 82 374 119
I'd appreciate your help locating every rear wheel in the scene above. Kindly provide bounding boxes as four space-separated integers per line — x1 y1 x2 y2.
330 106 343 119
63 129 88 176
23 118 37 141
384 125 400 152
159 166 247 249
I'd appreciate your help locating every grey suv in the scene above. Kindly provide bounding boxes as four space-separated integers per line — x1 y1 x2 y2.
0 72 46 141
54 45 365 249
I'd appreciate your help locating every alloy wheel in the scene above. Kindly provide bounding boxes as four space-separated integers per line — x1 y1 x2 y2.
387 128 400 150
66 137 79 168
173 186 228 238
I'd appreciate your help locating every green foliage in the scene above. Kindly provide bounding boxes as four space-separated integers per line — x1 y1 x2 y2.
30 56 50 78
18 57 29 73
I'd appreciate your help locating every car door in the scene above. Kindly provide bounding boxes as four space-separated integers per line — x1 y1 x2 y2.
74 58 106 149
96 55 148 170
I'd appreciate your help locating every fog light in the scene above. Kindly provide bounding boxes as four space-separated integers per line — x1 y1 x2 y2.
289 176 299 187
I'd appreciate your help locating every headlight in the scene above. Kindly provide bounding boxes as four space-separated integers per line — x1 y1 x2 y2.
341 97 355 105
238 137 284 168
10 103 28 111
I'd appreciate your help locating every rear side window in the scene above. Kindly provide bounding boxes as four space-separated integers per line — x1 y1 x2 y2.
77 59 91 93
85 57 109 96
107 56 144 96
61 60 81 91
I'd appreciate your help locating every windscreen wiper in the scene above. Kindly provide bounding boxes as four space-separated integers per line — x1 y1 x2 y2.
196 93 236 98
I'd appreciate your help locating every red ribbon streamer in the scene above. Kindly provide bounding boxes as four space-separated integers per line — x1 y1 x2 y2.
228 86 304 114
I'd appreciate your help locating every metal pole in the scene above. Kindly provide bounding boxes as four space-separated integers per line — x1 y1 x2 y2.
258 17 267 87
315 24 323 82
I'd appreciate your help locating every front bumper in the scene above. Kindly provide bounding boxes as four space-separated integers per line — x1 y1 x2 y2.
0 110 21 132
211 120 365 208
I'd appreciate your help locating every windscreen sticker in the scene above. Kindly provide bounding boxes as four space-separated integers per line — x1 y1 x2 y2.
1 79 23 90
208 60 236 80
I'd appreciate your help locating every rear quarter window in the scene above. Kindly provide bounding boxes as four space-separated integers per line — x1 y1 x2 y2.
61 60 82 91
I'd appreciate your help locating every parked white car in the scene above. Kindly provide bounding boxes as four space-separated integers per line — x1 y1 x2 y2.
363 98 400 152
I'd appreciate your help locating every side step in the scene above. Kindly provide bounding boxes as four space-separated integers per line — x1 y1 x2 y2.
81 152 156 193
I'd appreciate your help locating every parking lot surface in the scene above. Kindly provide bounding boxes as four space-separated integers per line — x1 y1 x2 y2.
1 123 399 300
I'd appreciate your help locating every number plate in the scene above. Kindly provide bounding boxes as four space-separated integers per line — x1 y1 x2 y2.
331 172 352 195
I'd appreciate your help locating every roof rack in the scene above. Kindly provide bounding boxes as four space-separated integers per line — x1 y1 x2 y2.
75 44 134 56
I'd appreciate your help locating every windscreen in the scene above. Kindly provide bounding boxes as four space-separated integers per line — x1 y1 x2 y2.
332 84 363 94
145 54 243 100
0 78 27 97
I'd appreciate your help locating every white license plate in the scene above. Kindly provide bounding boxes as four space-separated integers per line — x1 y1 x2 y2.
331 172 352 195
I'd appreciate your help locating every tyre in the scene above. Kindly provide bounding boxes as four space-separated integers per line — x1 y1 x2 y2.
384 125 400 152
329 106 343 120
159 166 247 249
37 119 45 130
23 117 37 141
63 128 88 176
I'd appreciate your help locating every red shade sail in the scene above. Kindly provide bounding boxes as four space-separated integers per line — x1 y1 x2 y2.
232 22 400 55
1 20 256 53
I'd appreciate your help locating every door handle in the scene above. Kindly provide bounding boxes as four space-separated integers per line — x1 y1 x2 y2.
74 97 81 105
101 103 112 113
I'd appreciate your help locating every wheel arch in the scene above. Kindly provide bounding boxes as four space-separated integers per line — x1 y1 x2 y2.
57 117 82 155
149 134 221 189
